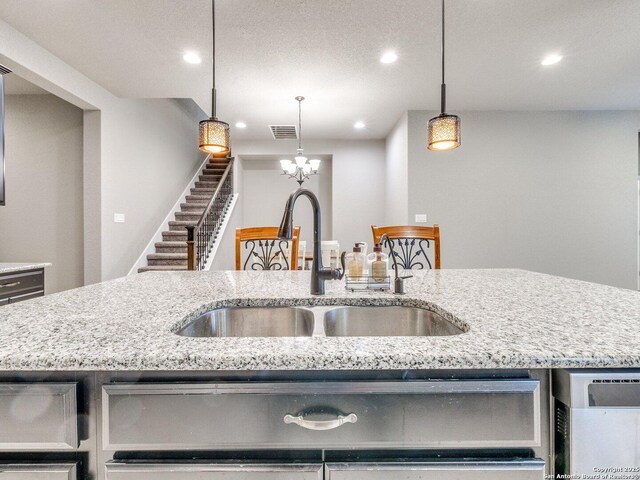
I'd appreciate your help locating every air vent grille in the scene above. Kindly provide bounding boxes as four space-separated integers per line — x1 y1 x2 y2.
269 125 298 140
0 65 12 75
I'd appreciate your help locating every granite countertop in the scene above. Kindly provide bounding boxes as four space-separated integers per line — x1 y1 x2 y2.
0 262 51 274
0 269 638 371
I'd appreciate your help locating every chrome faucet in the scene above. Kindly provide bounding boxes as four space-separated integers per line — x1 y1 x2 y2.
278 188 343 295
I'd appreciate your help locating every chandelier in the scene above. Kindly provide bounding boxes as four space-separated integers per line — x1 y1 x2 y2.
280 96 321 186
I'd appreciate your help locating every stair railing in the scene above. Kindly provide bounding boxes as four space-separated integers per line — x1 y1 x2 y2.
186 157 234 270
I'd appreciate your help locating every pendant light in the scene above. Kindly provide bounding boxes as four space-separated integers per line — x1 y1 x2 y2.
427 0 460 151
199 0 230 155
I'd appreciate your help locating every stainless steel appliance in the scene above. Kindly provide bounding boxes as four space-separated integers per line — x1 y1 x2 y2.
553 369 640 474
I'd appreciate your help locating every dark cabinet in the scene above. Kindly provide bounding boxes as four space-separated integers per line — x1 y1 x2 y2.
0 269 44 305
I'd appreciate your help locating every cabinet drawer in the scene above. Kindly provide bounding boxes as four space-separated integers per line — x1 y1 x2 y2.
325 460 545 480
0 463 77 480
103 380 540 450
105 462 323 480
0 383 78 450
0 270 44 299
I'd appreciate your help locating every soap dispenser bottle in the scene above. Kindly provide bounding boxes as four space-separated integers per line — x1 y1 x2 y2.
367 243 389 281
345 243 367 277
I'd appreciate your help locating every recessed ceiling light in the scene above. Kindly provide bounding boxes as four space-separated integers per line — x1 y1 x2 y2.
380 52 398 64
541 53 563 66
354 121 366 129
235 121 247 128
183 51 202 64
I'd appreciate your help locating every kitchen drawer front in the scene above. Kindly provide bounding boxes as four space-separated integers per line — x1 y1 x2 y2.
8 290 45 304
325 460 545 480
0 270 44 299
105 463 323 480
0 383 78 450
0 463 77 480
103 380 540 450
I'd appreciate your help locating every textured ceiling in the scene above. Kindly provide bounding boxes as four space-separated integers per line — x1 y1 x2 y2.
0 0 639 139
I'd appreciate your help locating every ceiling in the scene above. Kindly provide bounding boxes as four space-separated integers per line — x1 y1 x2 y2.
0 0 639 139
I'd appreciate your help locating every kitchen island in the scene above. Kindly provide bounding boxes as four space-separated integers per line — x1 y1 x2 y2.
0 269 638 370
0 269 637 480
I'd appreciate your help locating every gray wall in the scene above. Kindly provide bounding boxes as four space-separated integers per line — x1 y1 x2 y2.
406 110 640 289
100 98 206 280
0 94 84 293
241 156 332 249
385 112 408 224
233 139 385 253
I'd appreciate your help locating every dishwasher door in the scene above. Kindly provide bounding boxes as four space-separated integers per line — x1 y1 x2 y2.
553 370 640 475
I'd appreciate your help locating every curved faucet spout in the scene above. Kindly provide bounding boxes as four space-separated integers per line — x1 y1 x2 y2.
278 188 338 295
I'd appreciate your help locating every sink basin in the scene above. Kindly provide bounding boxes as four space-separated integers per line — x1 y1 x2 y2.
323 306 464 337
176 307 314 338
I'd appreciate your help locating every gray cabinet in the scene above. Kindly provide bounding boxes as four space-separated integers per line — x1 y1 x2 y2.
0 463 77 480
105 463 323 480
325 460 545 480
0 383 78 449
0 269 45 305
103 380 540 451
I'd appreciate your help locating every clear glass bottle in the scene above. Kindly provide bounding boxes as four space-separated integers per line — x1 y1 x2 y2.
345 243 367 277
367 243 389 282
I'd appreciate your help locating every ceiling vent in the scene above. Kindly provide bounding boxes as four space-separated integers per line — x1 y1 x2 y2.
0 65 12 75
269 125 298 140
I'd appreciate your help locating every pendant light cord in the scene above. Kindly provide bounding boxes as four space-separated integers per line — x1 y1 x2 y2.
440 0 446 114
298 98 302 150
211 0 217 118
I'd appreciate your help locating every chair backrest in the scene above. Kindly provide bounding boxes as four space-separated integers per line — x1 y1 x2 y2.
371 225 440 270
235 226 301 270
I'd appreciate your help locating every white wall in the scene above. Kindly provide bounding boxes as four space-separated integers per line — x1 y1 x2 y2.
233 139 385 253
100 98 206 280
385 112 409 224
0 94 84 293
406 110 640 289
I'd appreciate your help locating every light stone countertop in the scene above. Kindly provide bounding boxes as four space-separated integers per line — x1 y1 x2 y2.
0 263 51 274
0 269 638 371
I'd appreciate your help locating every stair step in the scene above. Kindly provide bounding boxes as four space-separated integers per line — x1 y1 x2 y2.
169 220 197 231
175 211 201 222
201 168 224 175
195 181 218 189
199 175 222 183
162 230 187 241
147 254 187 266
138 265 188 273
191 187 216 195
180 202 208 212
185 194 211 202
155 241 187 253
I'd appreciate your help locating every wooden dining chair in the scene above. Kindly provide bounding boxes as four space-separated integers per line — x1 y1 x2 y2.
235 226 301 270
371 225 441 270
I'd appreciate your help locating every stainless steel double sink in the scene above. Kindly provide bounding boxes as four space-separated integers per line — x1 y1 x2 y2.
176 305 466 338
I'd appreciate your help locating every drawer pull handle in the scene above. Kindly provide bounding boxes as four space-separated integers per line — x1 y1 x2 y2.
283 413 357 431
0 281 20 288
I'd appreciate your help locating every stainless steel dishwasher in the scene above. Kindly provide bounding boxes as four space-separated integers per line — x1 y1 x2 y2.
553 369 640 475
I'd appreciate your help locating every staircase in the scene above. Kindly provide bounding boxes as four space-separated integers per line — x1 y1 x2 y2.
138 156 232 272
